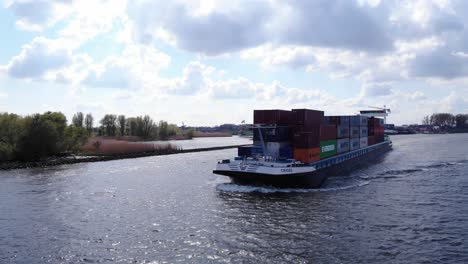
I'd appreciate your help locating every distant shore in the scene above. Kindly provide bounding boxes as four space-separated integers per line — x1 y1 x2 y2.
0 144 248 170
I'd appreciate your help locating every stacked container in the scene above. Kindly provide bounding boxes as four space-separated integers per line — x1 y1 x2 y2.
254 110 296 125
359 115 368 149
239 109 386 163
253 109 296 159
292 109 324 163
367 117 384 145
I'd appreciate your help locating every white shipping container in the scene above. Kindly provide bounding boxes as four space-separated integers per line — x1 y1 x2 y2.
350 126 360 138
359 115 368 127
337 138 350 153
360 127 368 138
360 137 368 148
350 138 360 151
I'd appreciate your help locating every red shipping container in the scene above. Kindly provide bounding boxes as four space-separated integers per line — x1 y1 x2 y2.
293 131 320 148
319 125 337 140
292 109 324 130
368 136 376 146
253 110 296 125
294 148 320 163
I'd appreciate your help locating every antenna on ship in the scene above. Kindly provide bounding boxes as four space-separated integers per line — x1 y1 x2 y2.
370 105 390 124
359 105 390 125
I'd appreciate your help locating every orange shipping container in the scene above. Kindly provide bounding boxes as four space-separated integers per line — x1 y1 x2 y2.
294 147 320 163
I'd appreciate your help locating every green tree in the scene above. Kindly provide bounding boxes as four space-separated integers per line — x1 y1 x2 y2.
63 125 89 151
0 113 24 161
185 128 195 139
16 114 60 161
127 117 138 136
100 114 117 136
72 112 84 127
158 120 169 140
118 115 126 136
85 113 94 133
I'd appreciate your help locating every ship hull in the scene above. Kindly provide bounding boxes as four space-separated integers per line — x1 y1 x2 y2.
213 170 328 188
214 142 391 188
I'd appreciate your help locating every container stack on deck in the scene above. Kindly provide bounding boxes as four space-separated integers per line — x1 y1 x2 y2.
238 109 385 163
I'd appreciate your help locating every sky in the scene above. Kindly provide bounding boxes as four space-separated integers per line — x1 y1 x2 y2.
0 0 467 126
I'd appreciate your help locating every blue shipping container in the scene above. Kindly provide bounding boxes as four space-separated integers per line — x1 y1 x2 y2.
279 145 294 159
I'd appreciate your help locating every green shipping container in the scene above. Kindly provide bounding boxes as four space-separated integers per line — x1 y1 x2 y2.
320 140 337 159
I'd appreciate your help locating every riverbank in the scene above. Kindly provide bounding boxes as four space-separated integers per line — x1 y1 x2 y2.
0 144 247 170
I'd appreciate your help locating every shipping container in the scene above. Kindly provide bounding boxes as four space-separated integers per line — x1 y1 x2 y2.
294 124 320 134
359 115 368 127
251 145 264 155
279 145 294 159
319 140 337 159
368 117 384 128
253 126 291 142
360 137 368 148
368 136 376 146
337 138 350 153
292 109 324 130
350 126 360 138
326 116 350 126
349 115 360 126
293 131 320 148
253 110 296 125
369 126 384 136
360 127 368 138
266 142 292 158
319 125 337 141
337 125 350 138
350 138 360 151
238 146 252 157
294 147 320 163
377 118 385 126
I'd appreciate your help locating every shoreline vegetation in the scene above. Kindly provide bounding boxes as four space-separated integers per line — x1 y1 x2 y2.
0 111 235 165
0 144 248 170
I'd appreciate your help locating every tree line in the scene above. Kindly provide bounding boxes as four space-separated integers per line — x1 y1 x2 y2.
0 112 89 162
422 113 468 129
0 111 195 162
96 114 192 140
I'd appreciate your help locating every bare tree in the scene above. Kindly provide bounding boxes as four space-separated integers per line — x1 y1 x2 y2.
85 113 94 133
422 115 430 125
72 112 84 127
118 115 126 136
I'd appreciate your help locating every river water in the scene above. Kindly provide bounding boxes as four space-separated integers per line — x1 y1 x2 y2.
1 134 468 263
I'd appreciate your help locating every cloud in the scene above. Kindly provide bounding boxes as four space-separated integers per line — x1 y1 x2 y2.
163 61 213 95
5 0 74 31
4 37 73 79
361 83 393 97
128 0 393 55
241 45 316 69
128 0 271 55
83 43 171 89
409 47 468 79
275 0 392 52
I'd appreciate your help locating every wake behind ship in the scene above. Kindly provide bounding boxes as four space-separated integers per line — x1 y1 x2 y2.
213 108 392 188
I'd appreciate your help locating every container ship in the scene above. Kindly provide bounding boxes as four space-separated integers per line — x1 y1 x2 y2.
213 108 392 188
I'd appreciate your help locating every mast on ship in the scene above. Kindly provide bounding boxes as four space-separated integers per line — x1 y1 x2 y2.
359 105 391 124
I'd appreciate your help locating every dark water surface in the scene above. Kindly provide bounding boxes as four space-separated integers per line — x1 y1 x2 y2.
1 134 468 263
